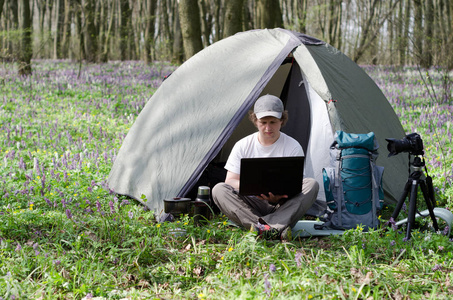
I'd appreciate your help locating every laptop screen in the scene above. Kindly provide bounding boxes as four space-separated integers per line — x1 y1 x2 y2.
239 156 304 197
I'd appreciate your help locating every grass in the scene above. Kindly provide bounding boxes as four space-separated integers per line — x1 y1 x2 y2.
0 60 452 299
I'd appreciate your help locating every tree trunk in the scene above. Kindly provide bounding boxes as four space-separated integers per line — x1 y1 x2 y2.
387 0 393 65
413 0 424 66
0 0 5 18
446 0 453 68
9 0 19 57
199 0 214 47
223 0 244 38
423 0 434 67
98 0 107 62
83 0 98 62
328 0 342 48
100 0 114 62
60 0 71 58
178 0 203 60
298 0 308 33
144 0 157 64
214 0 222 41
161 0 172 44
46 0 53 57
120 0 132 60
256 0 283 28
53 0 61 59
172 1 183 64
19 0 33 76
400 0 411 65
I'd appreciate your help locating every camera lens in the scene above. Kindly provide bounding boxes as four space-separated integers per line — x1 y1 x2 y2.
386 138 411 156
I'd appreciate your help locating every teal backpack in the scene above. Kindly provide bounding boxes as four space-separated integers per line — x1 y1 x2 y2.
322 131 384 230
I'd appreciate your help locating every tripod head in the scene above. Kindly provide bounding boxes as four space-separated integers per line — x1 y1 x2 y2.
409 155 424 175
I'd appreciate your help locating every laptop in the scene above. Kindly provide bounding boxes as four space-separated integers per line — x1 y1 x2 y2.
239 156 304 197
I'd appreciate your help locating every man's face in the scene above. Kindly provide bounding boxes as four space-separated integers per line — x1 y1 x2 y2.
256 116 282 143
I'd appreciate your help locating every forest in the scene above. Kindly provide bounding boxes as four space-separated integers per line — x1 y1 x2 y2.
1 0 452 75
1 1 453 299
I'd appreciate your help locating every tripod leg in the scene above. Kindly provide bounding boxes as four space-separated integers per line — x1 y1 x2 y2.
391 179 411 221
406 180 419 240
419 180 439 231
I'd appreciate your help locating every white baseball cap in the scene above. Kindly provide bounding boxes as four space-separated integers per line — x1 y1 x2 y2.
253 95 284 119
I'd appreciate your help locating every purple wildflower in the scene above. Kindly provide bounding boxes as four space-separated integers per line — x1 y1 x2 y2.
387 217 398 231
121 199 130 206
65 209 73 219
295 252 302 268
269 264 276 273
390 240 396 246
128 210 133 219
432 264 442 272
54 260 61 266
443 226 449 236
109 201 115 214
438 246 444 251
264 273 271 296
15 243 22 252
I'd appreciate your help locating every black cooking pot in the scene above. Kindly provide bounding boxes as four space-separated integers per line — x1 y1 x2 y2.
163 197 192 215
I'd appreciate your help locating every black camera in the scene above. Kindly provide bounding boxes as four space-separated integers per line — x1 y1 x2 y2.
386 133 424 157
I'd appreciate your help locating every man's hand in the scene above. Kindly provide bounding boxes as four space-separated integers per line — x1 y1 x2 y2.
257 192 288 204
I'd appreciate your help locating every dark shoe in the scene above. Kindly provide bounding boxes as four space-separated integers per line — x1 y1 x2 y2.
254 223 279 240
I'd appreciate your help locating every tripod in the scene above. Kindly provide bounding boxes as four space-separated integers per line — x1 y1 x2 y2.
391 155 439 240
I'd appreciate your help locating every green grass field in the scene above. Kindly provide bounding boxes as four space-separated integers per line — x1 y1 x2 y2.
0 60 452 299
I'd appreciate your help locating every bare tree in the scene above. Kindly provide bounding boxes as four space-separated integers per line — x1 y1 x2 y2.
83 0 98 62
178 0 203 60
255 0 283 29
352 0 400 63
144 0 157 64
413 0 424 66
60 0 72 58
223 0 244 38
328 0 342 49
53 0 61 59
19 0 33 75
0 0 5 19
119 0 132 60
423 0 434 67
172 0 183 64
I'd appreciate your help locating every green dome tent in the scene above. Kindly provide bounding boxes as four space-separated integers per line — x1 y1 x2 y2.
107 28 408 215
